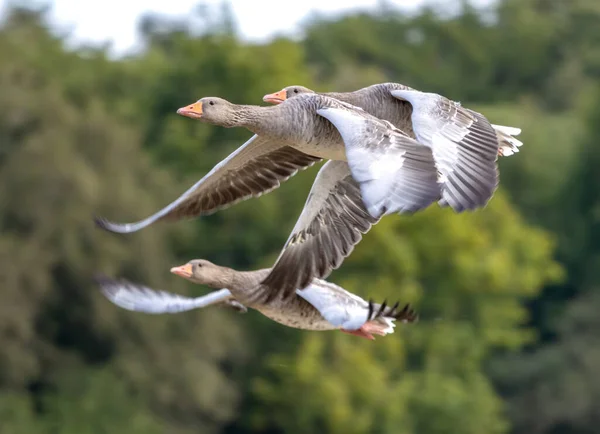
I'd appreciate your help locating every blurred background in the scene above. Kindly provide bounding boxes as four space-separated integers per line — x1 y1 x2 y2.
0 0 597 433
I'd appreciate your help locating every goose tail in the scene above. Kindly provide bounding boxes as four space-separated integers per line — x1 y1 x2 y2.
364 300 419 336
491 124 523 157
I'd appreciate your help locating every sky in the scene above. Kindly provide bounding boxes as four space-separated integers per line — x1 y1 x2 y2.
0 0 493 56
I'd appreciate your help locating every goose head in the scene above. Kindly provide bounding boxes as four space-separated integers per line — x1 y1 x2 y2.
263 85 315 104
170 259 230 287
177 97 240 127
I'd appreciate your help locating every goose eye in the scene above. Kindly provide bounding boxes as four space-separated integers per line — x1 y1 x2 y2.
293 89 299 94
209 101 215 106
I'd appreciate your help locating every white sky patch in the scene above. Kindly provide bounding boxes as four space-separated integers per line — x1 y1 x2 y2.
0 0 494 57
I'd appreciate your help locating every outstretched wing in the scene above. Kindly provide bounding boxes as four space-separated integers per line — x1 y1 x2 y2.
94 275 235 314
258 161 379 302
316 106 441 219
391 89 499 212
95 134 321 233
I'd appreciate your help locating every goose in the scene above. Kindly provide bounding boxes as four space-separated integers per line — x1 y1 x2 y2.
263 84 523 157
95 258 419 340
263 83 523 211
96 93 441 301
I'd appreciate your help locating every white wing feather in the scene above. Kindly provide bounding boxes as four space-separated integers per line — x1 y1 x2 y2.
95 276 235 314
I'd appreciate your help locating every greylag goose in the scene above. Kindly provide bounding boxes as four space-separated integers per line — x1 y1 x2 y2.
95 258 418 340
264 84 522 157
264 83 523 211
96 93 441 301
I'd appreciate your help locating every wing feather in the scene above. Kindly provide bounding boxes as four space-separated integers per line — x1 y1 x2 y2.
391 90 500 211
95 135 321 233
258 161 379 301
94 275 238 314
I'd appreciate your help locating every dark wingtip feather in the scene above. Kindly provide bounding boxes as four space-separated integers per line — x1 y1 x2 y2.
92 273 113 286
92 273 135 292
91 273 125 301
376 299 387 317
93 215 135 234
392 303 419 323
369 300 419 324
93 215 110 230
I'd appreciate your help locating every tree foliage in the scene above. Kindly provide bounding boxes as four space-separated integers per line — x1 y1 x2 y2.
252 194 559 434
0 1 597 433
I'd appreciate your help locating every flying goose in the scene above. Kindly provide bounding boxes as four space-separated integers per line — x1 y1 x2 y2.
263 84 522 157
95 258 418 340
264 83 523 211
96 94 441 301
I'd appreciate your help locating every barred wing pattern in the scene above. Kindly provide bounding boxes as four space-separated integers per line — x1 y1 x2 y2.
95 134 321 233
391 89 499 212
259 161 379 302
317 105 441 218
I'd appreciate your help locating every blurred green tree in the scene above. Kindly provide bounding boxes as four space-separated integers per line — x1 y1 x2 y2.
489 86 600 434
0 8 247 433
250 193 560 434
1 1 594 433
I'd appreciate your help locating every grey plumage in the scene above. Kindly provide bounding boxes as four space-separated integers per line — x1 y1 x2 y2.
94 260 418 335
265 83 517 213
95 135 321 234
259 160 380 303
391 90 500 211
95 93 443 301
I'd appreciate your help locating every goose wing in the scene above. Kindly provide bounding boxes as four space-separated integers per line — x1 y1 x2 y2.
316 105 441 219
258 160 379 301
258 103 441 301
95 134 321 233
94 275 241 314
391 89 499 212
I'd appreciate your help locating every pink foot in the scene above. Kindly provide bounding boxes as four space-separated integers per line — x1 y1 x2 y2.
340 320 393 340
362 320 391 337
340 326 375 340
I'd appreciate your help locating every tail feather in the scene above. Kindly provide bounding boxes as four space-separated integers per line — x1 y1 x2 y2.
373 317 395 334
491 124 523 157
366 298 419 336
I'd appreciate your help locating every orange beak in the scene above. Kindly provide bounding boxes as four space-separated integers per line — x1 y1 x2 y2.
170 263 193 278
262 89 287 105
177 101 203 119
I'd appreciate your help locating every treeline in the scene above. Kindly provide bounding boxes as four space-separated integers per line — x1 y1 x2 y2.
0 1 598 433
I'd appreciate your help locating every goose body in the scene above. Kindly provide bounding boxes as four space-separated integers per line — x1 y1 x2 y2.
96 259 418 340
